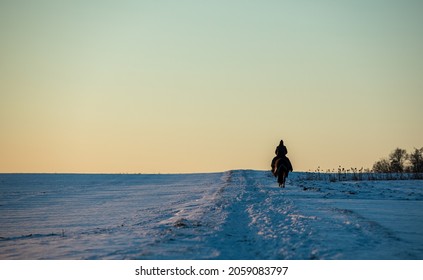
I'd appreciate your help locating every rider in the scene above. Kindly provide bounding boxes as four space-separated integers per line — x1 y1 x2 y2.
275 140 288 157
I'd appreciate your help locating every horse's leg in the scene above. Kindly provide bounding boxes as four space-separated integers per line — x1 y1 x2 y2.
282 171 286 188
272 158 279 177
283 171 289 188
278 170 286 188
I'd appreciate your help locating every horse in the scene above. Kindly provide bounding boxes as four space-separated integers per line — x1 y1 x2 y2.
272 157 292 188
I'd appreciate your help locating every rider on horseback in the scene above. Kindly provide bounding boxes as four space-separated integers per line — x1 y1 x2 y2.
271 140 293 187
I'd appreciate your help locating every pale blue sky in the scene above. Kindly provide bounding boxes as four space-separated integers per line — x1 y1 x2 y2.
1 0 422 173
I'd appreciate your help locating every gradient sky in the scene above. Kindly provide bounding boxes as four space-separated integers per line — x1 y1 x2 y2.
1 0 422 173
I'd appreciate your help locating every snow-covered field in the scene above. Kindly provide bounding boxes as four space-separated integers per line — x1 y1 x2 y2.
0 170 422 259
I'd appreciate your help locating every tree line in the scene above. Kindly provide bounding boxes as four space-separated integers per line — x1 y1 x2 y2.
373 147 423 174
301 147 423 182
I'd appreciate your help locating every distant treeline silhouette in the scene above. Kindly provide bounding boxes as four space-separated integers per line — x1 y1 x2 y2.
373 147 423 175
303 147 423 181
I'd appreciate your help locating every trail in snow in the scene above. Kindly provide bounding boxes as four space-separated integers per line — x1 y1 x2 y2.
0 171 422 259
210 170 320 259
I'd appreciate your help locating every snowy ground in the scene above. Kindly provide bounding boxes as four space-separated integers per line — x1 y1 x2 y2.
0 170 422 259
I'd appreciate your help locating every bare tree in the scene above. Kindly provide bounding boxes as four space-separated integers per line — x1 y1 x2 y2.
389 148 408 173
373 158 391 173
409 147 423 173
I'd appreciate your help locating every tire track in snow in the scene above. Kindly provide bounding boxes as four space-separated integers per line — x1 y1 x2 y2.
213 170 320 259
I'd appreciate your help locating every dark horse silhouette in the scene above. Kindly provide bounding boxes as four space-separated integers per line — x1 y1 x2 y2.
272 157 292 187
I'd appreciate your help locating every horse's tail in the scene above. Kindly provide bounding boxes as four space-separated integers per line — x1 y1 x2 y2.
277 168 287 187
276 159 290 188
